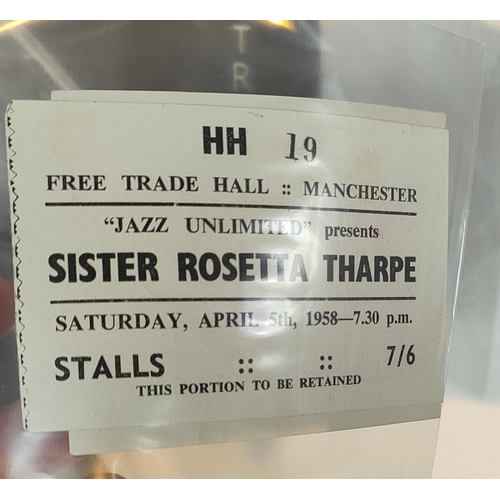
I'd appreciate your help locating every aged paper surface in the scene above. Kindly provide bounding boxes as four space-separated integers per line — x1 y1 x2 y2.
7 94 447 439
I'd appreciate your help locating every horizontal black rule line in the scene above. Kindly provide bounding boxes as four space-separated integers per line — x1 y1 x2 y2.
50 296 416 305
176 202 416 216
44 201 417 216
44 202 175 207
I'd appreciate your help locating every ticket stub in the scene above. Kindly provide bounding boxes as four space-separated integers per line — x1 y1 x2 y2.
6 94 447 433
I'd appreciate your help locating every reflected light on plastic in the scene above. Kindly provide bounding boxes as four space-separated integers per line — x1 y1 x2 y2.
259 353 285 369
0 20 33 36
265 20 296 31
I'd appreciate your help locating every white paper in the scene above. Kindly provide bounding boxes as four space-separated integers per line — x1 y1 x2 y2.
6 93 448 434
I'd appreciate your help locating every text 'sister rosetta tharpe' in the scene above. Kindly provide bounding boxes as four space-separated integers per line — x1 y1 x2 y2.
6 93 448 439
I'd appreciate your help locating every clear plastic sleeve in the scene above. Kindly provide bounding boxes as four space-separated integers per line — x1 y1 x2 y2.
0 20 484 478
